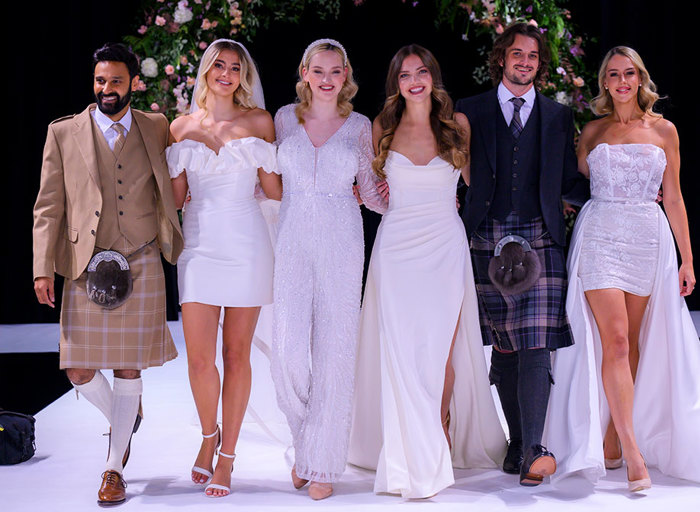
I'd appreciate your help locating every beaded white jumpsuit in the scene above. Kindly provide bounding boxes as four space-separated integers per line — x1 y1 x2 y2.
271 104 386 483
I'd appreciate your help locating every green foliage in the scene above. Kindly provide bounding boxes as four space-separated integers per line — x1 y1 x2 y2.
123 0 341 119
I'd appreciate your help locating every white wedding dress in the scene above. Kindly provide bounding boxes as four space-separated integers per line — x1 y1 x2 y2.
348 151 506 498
545 143 700 483
166 137 278 306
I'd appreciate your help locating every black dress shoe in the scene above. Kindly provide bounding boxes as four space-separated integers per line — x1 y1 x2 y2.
503 439 523 474
520 444 556 486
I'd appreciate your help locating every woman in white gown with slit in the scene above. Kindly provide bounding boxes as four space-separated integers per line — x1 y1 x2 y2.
349 45 506 499
545 46 700 491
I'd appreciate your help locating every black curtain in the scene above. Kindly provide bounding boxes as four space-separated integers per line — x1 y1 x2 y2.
3 0 697 325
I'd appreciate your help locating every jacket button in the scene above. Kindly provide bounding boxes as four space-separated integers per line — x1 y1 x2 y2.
492 173 496 179
118 179 123 184
119 211 124 216
485 200 490 206
91 229 95 235
118 195 123 200
514 146 519 152
117 164 122 169
95 211 99 217
513 159 518 165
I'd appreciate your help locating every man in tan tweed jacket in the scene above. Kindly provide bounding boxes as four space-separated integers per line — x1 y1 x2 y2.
33 43 183 505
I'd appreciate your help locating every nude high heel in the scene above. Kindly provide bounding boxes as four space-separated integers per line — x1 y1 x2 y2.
627 459 651 492
603 440 623 470
308 481 333 500
291 466 309 489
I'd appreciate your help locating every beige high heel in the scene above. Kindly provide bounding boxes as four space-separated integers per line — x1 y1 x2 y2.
627 459 651 492
291 466 309 489
308 481 333 500
603 440 623 470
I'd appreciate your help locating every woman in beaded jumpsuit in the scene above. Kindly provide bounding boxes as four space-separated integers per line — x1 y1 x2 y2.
270 39 386 500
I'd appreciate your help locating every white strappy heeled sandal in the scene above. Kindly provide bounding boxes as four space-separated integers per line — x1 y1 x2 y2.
205 452 236 497
191 426 221 484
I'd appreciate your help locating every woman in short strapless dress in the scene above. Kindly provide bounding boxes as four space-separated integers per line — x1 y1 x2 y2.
545 46 700 490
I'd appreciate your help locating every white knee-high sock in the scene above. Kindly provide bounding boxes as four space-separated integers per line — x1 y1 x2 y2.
73 370 112 423
105 377 142 473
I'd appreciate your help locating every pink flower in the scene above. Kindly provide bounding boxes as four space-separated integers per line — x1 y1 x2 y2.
155 16 166 26
494 22 504 34
528 19 538 27
165 64 175 75
201 18 211 30
211 20 218 28
150 103 160 111
136 80 147 91
573 76 585 87
199 41 208 50
187 76 196 87
180 55 188 65
137 25 148 35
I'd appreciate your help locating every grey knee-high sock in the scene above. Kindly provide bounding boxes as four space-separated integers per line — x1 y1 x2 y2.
73 370 112 423
489 349 522 443
106 377 142 473
517 349 552 451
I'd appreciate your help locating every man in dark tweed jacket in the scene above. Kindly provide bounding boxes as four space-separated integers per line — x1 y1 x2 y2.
455 22 589 486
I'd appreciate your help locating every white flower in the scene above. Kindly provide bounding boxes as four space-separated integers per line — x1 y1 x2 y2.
556 66 566 75
174 5 194 24
141 58 158 78
555 91 571 106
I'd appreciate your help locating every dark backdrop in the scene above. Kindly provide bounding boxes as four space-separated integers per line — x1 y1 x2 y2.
3 0 697 325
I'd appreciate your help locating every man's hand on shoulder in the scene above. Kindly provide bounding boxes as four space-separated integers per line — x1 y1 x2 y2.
34 276 55 308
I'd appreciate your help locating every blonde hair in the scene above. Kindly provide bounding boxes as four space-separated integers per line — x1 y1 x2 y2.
294 42 358 124
193 40 258 117
591 46 661 117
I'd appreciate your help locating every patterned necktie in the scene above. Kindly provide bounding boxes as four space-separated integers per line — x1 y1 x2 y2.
112 123 126 155
509 97 525 139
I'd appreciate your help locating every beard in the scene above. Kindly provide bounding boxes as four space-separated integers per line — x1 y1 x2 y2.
96 89 132 116
504 67 536 87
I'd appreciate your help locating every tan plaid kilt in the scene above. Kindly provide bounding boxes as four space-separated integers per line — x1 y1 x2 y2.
59 241 178 369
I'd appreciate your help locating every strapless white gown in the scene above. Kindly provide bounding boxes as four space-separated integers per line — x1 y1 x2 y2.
348 151 506 498
166 137 278 307
545 143 700 484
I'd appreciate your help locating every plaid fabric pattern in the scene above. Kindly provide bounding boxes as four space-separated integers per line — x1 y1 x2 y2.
470 214 574 351
59 242 177 369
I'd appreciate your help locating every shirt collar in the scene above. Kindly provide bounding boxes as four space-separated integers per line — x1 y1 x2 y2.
498 81 536 106
93 105 133 134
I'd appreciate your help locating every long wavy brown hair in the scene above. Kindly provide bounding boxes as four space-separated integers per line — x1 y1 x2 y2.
373 44 468 179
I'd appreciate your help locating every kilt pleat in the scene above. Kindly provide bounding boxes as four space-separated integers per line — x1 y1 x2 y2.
59 242 178 369
470 214 574 351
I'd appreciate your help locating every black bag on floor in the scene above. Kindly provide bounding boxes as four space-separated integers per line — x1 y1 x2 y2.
0 409 36 464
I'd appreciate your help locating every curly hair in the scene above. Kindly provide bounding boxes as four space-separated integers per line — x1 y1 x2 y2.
294 41 358 124
192 40 258 120
488 22 550 87
372 44 468 179
590 46 661 118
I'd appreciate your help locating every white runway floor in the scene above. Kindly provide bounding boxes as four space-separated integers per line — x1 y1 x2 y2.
2 319 700 511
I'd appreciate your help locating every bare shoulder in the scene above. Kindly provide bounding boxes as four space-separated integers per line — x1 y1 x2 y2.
579 117 607 150
651 117 678 144
169 113 196 142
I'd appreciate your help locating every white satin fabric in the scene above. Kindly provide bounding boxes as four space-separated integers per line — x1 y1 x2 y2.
166 137 279 307
545 145 700 484
348 151 506 498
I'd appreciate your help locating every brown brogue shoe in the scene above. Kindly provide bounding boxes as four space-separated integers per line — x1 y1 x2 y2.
97 470 127 505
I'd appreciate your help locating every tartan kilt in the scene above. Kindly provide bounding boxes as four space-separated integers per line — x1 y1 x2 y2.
470 214 574 352
59 241 178 369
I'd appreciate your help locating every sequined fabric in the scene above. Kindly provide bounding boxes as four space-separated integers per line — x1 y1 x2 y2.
270 104 386 483
578 143 667 296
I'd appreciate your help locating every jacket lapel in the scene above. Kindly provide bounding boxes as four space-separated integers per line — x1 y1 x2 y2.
132 110 165 187
72 104 101 189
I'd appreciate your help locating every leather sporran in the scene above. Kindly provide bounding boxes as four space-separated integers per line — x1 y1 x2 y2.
86 250 133 309
487 234 541 296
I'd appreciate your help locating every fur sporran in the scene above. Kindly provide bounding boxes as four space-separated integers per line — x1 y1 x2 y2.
487 235 541 295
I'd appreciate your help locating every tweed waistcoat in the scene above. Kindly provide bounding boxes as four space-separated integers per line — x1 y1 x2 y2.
488 101 542 221
92 117 159 253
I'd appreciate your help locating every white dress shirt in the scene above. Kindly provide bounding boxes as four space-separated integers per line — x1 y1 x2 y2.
497 82 536 128
91 106 133 151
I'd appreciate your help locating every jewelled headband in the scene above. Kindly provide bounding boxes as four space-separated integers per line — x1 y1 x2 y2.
302 38 348 67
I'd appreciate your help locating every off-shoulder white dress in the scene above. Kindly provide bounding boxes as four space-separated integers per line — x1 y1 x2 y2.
166 137 278 306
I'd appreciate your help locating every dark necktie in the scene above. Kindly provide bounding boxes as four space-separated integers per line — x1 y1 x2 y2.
509 97 525 139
